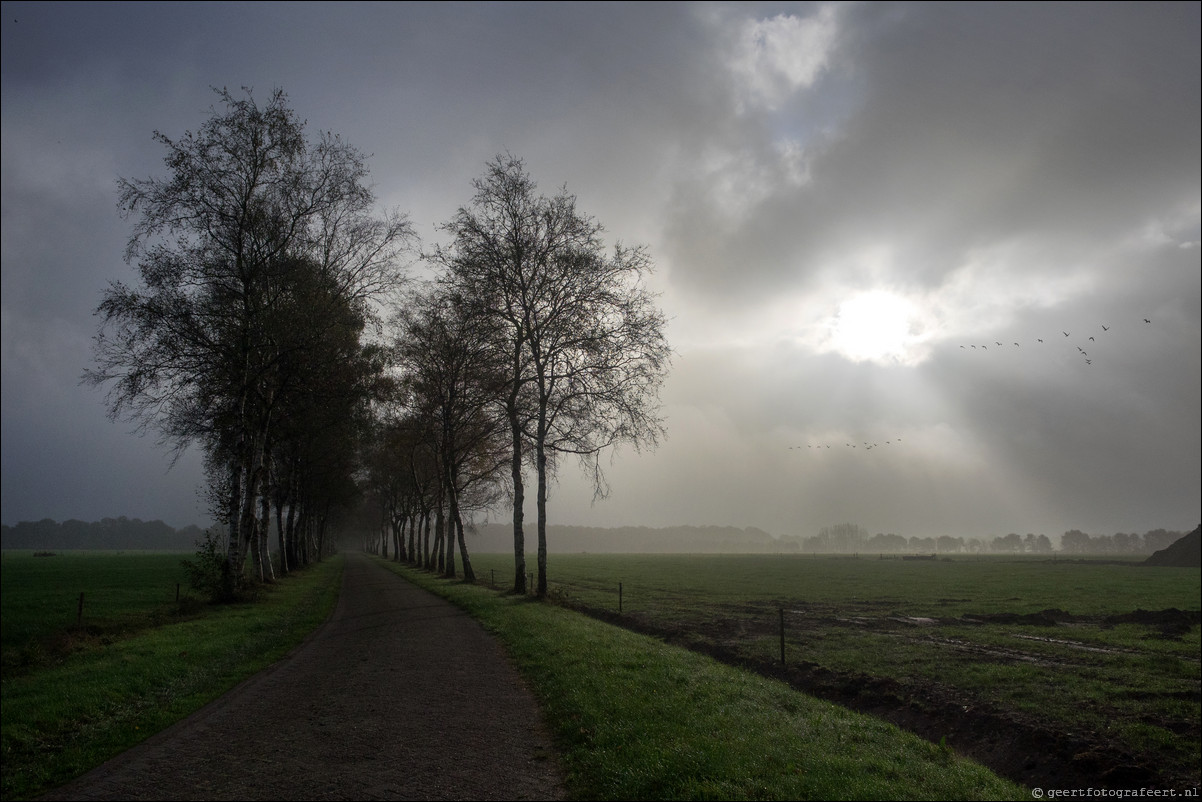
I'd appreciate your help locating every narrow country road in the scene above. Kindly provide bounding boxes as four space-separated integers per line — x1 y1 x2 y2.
40 552 567 801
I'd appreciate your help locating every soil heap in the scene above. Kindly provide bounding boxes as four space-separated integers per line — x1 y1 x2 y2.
1143 524 1201 567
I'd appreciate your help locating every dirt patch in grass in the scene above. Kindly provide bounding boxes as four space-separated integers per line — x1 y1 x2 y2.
962 608 1082 627
1104 608 1201 639
565 601 1199 792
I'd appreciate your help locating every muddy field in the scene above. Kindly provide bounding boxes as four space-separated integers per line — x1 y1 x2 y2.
565 598 1200 791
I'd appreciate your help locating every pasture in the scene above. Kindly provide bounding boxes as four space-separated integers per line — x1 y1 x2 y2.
465 551 1201 789
0 551 342 800
1 551 192 670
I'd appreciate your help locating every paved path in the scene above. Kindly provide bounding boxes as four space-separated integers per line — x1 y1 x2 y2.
41 552 567 801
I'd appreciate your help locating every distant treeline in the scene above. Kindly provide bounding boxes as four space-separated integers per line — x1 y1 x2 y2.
1057 528 1188 555
463 522 1192 555
833 529 1189 555
12 517 1186 555
466 523 782 554
1 518 207 551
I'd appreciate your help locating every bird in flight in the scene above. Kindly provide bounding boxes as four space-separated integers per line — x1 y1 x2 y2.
1102 325 1109 331
1144 318 1151 323
1063 331 1070 337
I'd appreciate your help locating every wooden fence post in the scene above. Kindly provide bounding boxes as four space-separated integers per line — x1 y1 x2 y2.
77 592 85 627
779 607 785 664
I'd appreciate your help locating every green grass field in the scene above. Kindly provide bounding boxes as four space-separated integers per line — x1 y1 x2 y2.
2 551 192 670
463 551 1202 788
3 549 1196 799
1 551 343 800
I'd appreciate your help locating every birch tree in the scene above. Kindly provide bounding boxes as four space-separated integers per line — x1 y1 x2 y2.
434 155 670 595
86 87 410 589
394 289 510 582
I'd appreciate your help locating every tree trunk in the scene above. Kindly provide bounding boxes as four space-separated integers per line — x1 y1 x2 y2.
434 502 446 574
508 400 527 594
274 493 289 575
408 511 418 565
535 437 548 598
257 485 275 579
454 508 475 582
421 509 432 568
285 500 300 569
444 509 456 579
399 517 413 562
234 455 258 579
257 473 275 582
444 454 459 579
225 457 243 593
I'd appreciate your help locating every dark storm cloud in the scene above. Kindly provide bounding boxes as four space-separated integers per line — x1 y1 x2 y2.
661 1 1201 305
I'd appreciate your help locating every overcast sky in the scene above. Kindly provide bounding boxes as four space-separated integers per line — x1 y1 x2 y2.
3 1 1199 542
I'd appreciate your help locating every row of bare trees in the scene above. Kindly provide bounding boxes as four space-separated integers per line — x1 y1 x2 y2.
363 155 671 595
87 88 412 594
88 89 670 598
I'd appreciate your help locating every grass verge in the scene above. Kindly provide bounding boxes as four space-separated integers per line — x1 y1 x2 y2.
464 552 1201 787
375 559 1028 801
0 555 343 801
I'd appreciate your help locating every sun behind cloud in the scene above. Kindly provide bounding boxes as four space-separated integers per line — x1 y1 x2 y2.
829 290 920 364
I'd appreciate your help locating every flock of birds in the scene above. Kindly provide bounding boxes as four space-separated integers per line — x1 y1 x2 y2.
788 440 902 451
956 317 1153 367
787 316 1155 454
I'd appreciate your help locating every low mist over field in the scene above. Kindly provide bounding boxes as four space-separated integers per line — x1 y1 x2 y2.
3 3 1198 540
5 518 1194 561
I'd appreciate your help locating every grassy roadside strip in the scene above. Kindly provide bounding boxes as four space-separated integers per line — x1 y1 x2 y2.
1 554 344 801
376 559 1028 801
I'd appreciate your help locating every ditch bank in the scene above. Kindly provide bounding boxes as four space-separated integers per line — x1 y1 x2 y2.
566 602 1199 793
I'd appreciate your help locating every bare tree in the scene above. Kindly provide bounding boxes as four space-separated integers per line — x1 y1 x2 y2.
86 87 411 588
433 155 670 595
394 289 510 582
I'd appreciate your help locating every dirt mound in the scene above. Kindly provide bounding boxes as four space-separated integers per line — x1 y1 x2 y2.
962 608 1080 626
1104 608 1200 638
1143 525 1201 567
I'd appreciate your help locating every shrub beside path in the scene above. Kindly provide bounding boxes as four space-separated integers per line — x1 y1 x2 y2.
40 551 567 801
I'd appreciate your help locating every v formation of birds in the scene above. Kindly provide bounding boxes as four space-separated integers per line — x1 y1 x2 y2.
957 317 1151 368
790 317 1152 453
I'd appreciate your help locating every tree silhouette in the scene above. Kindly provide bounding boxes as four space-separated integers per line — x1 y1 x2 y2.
432 155 671 595
86 87 411 587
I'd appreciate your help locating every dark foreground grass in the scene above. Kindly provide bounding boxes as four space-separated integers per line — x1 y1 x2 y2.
464 551 1202 786
0 554 343 801
378 559 1028 801
2 551 194 667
